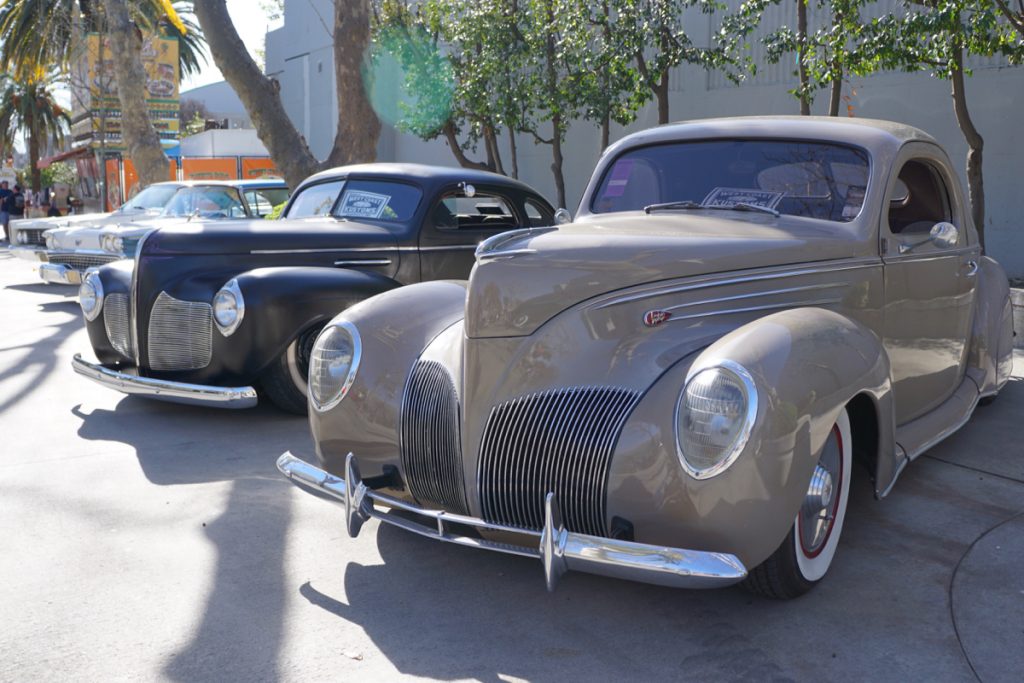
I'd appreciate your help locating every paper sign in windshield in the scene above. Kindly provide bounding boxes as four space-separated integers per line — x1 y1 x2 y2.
338 190 391 219
702 187 784 210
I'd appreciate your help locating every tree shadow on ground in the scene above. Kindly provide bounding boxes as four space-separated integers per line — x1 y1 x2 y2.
72 397 310 681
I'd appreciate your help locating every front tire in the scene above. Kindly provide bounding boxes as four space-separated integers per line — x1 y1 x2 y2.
260 325 323 414
744 407 852 599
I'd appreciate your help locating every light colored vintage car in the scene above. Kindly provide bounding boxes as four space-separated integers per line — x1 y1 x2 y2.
278 117 1014 598
32 180 288 285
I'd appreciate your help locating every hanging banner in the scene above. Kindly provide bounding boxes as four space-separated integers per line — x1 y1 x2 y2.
241 158 280 180
181 158 237 181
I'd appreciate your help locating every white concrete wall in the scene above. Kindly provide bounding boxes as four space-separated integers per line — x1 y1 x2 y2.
269 0 1024 275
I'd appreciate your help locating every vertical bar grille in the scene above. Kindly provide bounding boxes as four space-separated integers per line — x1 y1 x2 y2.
477 386 640 537
103 293 133 360
147 291 213 371
400 360 470 515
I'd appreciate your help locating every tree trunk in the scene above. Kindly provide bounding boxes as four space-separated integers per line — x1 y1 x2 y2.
655 72 670 124
324 0 381 167
193 0 318 188
543 16 567 208
797 0 810 115
442 121 491 171
828 74 842 116
508 127 519 179
28 127 41 193
551 116 566 209
102 0 169 188
950 47 985 248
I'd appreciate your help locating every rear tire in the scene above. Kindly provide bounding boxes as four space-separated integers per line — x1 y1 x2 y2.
260 325 324 415
743 407 852 599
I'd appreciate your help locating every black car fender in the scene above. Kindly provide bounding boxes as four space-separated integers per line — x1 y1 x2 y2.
211 266 401 379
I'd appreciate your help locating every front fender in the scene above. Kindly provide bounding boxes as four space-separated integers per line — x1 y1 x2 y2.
967 256 1013 395
212 267 402 380
608 307 896 569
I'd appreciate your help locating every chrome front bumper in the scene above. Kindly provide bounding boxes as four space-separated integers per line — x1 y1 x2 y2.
276 451 748 591
7 245 46 262
39 263 83 285
72 354 258 409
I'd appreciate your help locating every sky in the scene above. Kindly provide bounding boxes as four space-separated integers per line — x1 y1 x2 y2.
181 0 284 92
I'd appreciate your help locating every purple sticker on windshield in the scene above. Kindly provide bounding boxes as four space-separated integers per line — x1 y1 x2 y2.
602 159 636 198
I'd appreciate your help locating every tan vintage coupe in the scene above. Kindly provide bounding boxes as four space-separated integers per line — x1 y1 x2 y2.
278 117 1014 598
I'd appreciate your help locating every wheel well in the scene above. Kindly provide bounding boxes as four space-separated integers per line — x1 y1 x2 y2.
846 393 879 484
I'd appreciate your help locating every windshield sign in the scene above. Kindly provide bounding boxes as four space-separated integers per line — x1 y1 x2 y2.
592 140 870 222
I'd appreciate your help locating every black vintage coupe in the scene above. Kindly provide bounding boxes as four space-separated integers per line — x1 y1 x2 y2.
72 164 555 413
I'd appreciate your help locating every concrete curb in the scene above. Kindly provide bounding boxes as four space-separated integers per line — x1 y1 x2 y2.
1011 288 1024 350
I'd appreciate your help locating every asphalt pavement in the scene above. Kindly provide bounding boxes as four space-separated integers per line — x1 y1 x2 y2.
0 250 1022 682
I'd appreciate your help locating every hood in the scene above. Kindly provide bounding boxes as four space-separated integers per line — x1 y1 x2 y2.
465 211 870 338
143 217 399 256
12 211 112 231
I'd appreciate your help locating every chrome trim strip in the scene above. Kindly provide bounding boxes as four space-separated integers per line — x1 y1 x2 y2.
251 245 480 255
72 354 258 408
277 452 748 590
130 230 153 366
592 258 879 310
333 258 392 266
903 389 981 462
663 297 843 323
660 282 847 313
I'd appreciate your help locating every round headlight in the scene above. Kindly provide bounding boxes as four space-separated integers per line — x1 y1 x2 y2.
101 234 124 254
309 321 361 411
212 279 244 336
16 231 27 244
675 362 757 480
44 233 56 250
79 271 104 321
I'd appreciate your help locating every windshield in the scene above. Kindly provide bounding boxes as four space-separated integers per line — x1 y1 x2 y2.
161 186 248 218
284 179 423 222
118 184 180 213
592 140 870 222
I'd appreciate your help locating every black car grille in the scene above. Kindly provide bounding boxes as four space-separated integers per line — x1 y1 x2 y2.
400 361 471 515
477 386 641 537
146 292 213 371
103 293 133 359
49 253 119 270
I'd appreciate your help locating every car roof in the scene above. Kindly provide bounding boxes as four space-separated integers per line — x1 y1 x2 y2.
150 178 288 189
296 163 548 199
604 115 938 159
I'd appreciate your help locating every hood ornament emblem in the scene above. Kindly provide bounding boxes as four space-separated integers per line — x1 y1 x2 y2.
643 310 672 327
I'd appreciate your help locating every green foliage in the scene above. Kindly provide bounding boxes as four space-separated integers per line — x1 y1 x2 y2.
39 160 77 187
0 76 70 156
264 201 287 220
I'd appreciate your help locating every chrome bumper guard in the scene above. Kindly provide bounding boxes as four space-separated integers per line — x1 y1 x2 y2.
276 451 748 591
8 245 46 262
72 354 258 409
39 263 83 285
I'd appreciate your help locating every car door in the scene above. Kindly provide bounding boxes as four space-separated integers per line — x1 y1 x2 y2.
419 185 532 281
880 143 980 425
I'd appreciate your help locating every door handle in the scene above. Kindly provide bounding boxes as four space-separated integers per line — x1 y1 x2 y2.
963 260 979 278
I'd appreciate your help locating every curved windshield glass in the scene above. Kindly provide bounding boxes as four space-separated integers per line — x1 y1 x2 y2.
161 186 248 218
333 180 422 222
119 184 180 213
592 140 870 222
285 180 344 219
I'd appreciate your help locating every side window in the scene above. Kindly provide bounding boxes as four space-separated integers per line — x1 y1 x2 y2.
432 192 520 231
285 180 344 219
887 160 953 236
245 189 290 217
524 198 554 227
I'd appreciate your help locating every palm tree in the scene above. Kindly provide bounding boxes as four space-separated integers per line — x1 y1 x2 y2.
0 1 206 81
0 75 71 192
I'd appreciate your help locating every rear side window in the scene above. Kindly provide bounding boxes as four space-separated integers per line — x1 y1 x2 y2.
285 180 344 219
433 192 519 231
245 188 290 217
524 198 554 227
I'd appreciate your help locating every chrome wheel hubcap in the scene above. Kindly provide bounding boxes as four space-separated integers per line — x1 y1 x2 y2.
799 426 843 558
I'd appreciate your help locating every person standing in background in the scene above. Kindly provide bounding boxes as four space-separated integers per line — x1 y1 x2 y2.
9 185 25 223
0 181 11 242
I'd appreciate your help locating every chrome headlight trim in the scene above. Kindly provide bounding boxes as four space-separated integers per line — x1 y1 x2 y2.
44 232 56 250
101 233 124 255
79 269 105 321
212 278 245 337
15 230 27 244
309 320 362 413
674 359 758 480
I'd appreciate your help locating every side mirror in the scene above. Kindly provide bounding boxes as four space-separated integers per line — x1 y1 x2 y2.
930 221 958 249
554 208 572 225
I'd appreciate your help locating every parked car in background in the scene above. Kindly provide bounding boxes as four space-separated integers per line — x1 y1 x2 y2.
72 164 555 413
7 185 173 263
34 180 289 285
278 117 1014 598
